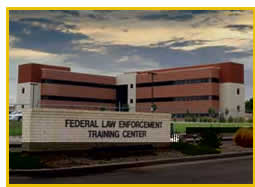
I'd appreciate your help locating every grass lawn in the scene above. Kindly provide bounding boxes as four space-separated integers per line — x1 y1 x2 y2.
9 121 22 136
173 122 253 133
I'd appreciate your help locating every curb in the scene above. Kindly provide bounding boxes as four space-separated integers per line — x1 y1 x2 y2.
185 136 233 143
10 151 252 176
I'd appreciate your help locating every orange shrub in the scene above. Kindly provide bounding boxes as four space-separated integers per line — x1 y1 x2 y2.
233 128 253 148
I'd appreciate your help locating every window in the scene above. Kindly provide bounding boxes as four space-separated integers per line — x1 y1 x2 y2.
237 105 240 112
22 88 25 94
130 99 133 104
130 84 133 88
237 88 240 95
21 105 24 109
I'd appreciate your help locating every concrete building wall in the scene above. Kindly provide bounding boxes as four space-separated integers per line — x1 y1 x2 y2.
116 73 136 112
219 83 245 118
16 82 41 109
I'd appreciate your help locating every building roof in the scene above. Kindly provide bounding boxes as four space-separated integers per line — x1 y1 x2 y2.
136 62 242 74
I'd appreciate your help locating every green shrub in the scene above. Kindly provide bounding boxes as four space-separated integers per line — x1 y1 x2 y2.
198 128 222 148
191 116 197 122
212 118 218 123
151 104 157 112
236 117 245 123
170 142 220 155
234 128 253 148
100 107 106 111
219 114 226 123
228 116 233 123
207 117 212 123
248 118 253 123
9 152 44 169
200 117 208 122
122 104 130 112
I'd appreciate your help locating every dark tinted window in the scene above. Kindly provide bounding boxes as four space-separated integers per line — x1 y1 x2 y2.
237 105 240 112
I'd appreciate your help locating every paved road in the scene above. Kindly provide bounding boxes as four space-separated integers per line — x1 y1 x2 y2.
10 156 253 184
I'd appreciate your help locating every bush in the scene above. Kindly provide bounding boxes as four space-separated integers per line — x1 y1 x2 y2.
233 117 245 123
219 114 226 123
233 128 253 148
122 104 130 112
248 118 253 123
191 116 197 122
238 117 245 123
170 142 220 155
100 107 106 111
212 118 218 123
9 152 44 169
198 128 222 148
185 117 193 122
207 117 212 123
200 117 208 122
228 116 233 123
151 104 157 112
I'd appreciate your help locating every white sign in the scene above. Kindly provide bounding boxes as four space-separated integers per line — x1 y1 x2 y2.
65 119 164 139
22 108 171 143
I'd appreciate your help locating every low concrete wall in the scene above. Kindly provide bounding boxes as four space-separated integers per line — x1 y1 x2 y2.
22 108 171 151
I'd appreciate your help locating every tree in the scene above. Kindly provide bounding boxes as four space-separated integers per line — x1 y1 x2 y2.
225 108 229 117
122 104 129 112
185 109 190 117
100 107 106 111
245 98 253 113
208 107 216 118
151 104 157 112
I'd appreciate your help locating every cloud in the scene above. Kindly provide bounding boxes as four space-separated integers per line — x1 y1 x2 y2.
19 18 77 31
8 10 253 102
225 24 253 32
138 10 218 21
48 10 80 17
10 48 58 60
10 20 90 54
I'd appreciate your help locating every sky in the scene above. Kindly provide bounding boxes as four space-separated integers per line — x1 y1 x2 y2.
9 10 253 103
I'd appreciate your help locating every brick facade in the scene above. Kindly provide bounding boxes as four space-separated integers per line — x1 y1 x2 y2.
17 62 244 118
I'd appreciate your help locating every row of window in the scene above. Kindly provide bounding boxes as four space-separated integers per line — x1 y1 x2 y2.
136 78 219 88
136 95 219 103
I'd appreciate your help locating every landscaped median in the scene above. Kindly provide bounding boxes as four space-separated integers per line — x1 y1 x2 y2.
9 120 253 175
9 140 253 176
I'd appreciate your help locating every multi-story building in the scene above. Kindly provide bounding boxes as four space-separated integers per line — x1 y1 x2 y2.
16 62 245 118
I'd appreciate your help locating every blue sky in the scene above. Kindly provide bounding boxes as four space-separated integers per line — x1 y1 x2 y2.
9 10 253 103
